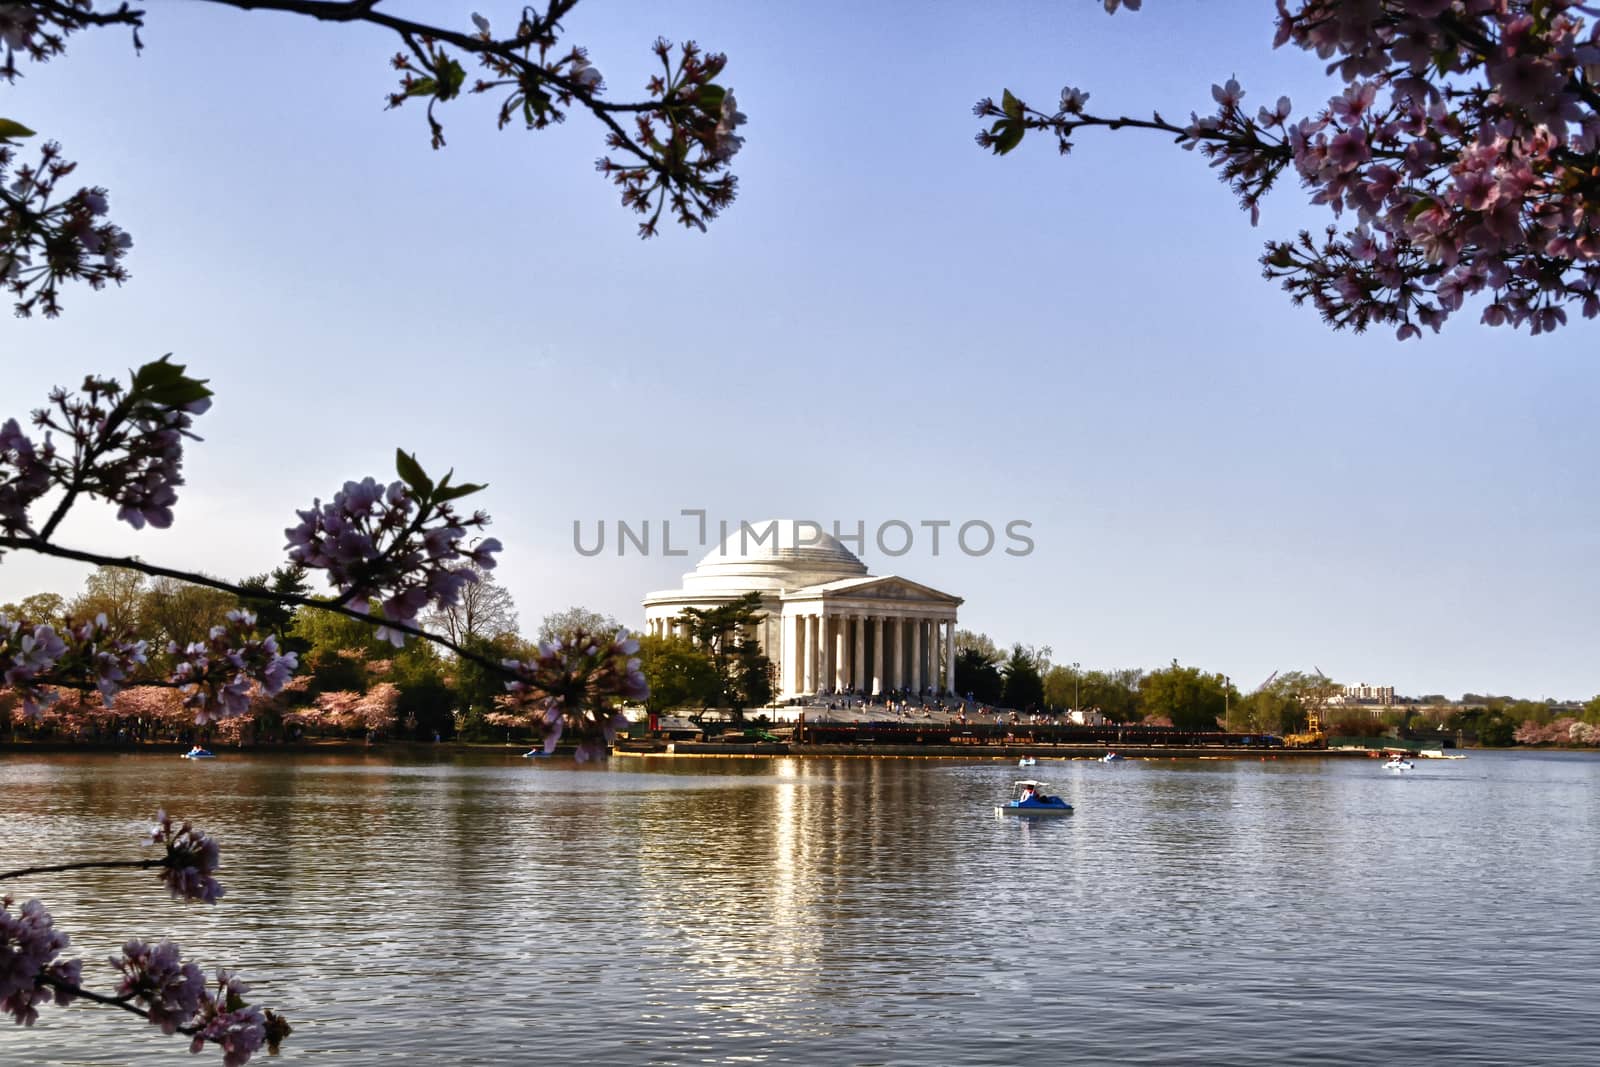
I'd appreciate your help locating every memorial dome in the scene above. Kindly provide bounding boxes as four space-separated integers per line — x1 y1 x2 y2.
681 519 868 593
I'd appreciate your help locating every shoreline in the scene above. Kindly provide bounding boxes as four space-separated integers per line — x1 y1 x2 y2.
0 739 1494 760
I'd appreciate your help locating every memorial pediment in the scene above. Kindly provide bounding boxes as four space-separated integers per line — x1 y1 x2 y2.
792 575 963 606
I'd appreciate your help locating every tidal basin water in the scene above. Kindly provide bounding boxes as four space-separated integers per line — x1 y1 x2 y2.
3 749 1598 1065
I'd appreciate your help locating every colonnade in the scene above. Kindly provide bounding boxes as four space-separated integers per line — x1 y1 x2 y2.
645 616 690 640
644 608 958 698
781 612 955 697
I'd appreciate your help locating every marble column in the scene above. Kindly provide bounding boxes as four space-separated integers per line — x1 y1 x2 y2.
888 617 901 692
944 619 956 695
852 614 866 692
833 618 847 692
779 613 793 696
871 616 884 695
915 617 928 694
802 614 817 694
819 614 832 697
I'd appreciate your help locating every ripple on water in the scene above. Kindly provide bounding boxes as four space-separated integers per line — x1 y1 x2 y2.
2 750 1598 1065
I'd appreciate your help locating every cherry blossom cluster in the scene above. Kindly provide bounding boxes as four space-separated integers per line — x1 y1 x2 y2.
0 417 53 538
168 610 298 725
597 37 743 236
0 357 212 550
383 7 742 237
0 611 147 718
0 135 132 317
0 1 139 83
979 1 1600 337
24 358 213 534
0 895 80 1026
145 808 224 905
503 628 648 760
111 938 205 1034
285 455 501 647
189 969 289 1067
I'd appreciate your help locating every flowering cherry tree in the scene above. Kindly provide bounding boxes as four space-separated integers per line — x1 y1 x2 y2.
1 371 654 1054
2 2 683 1060
977 0 1600 337
1 0 746 316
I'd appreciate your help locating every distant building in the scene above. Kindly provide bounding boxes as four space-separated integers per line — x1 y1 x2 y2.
1330 682 1395 707
642 519 962 700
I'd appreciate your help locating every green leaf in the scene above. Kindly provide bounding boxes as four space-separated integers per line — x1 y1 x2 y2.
434 482 486 502
130 356 213 409
0 118 36 142
992 119 1025 156
1406 197 1437 221
406 77 437 99
395 449 434 497
697 84 726 115
1001 89 1024 120
438 58 466 100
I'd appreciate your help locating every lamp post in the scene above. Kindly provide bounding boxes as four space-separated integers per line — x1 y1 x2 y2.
1073 662 1080 713
1223 675 1231 726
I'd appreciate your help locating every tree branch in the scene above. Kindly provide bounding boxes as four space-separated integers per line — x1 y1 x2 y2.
37 973 201 1037
193 0 660 165
0 857 163 881
1 535 515 676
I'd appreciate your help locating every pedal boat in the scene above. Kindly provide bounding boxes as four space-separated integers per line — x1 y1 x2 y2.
996 780 1073 816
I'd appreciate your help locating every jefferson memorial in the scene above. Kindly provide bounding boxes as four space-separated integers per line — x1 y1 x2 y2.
642 521 962 700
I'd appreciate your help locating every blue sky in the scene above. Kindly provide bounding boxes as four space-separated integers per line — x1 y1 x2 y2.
5 1 1597 701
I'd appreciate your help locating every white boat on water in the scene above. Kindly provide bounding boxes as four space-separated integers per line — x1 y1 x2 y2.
1018 757 1037 767
181 747 215 760
1384 756 1415 771
995 780 1073 816
1100 752 1124 763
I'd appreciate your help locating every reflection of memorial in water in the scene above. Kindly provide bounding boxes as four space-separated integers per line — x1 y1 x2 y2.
629 757 1042 1037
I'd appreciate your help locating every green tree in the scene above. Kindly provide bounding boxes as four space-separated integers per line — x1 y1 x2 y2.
1228 688 1301 735
730 637 775 713
288 601 391 661
390 642 455 740
452 633 534 715
140 576 237 659
538 606 621 645
1 591 66 627
954 629 1000 660
637 634 720 714
1261 671 1343 734
68 566 145 633
1042 664 1078 710
955 646 1004 705
238 565 311 653
1140 661 1231 732
1079 668 1145 723
1477 712 1517 747
1000 644 1045 711
677 592 773 715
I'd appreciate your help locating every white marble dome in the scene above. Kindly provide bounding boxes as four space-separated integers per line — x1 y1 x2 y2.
683 519 868 593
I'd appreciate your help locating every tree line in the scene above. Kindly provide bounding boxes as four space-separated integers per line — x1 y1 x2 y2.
951 631 1600 746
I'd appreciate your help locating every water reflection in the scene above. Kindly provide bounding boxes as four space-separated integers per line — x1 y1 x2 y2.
2 750 1599 1065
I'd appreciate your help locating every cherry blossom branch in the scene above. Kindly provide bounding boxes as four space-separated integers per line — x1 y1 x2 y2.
1 534 508 675
978 1 1600 338
0 858 163 881
35 973 201 1035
